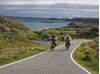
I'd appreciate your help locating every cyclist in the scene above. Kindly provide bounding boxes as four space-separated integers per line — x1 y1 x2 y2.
64 34 72 49
49 32 57 51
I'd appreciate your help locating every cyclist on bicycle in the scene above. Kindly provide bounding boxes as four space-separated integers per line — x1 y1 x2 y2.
64 34 72 49
49 32 57 51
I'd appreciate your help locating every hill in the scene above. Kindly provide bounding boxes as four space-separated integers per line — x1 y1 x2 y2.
0 16 50 66
0 16 38 48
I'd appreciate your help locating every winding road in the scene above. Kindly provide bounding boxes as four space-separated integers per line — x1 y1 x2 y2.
0 40 91 74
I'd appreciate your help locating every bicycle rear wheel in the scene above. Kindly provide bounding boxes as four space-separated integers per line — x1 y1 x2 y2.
65 41 69 50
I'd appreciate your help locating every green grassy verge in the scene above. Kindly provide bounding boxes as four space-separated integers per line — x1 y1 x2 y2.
0 45 49 66
73 43 99 74
0 41 63 66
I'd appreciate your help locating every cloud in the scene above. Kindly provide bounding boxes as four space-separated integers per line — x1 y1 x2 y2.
0 3 98 11
0 0 98 18
0 5 98 18
0 0 98 5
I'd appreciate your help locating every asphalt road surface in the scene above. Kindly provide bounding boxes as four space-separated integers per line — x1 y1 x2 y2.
0 40 91 74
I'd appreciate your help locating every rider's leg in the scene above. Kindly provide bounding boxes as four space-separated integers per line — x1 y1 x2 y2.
50 40 55 51
65 41 69 49
65 41 67 47
68 41 70 46
50 41 53 51
54 42 57 47
51 45 54 51
50 46 52 51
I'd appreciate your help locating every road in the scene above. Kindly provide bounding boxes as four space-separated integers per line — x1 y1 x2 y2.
0 40 91 74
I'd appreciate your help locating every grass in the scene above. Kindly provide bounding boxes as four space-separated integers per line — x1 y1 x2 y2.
42 29 77 35
0 45 49 66
73 43 99 74
0 40 64 66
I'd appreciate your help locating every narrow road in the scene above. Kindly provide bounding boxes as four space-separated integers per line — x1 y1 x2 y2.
0 40 91 74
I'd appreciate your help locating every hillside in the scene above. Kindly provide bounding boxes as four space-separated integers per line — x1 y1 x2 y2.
74 37 99 74
0 16 50 66
34 22 99 40
0 16 38 48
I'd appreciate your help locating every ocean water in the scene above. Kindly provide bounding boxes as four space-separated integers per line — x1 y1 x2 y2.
18 18 69 44
33 40 60 45
20 19 70 31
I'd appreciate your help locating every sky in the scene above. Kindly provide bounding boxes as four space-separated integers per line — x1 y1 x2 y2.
0 0 98 5
0 0 99 18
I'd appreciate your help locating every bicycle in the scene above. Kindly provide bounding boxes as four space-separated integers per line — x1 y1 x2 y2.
65 41 70 50
50 41 57 51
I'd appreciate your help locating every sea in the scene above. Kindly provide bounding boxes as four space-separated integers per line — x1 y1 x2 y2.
8 17 70 31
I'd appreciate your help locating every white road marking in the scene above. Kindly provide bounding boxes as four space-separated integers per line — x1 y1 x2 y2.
0 41 92 74
0 44 63 69
70 44 92 74
0 50 48 69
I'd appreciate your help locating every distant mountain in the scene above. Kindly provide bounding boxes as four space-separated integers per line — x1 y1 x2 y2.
6 16 62 22
6 16 99 23
63 18 99 23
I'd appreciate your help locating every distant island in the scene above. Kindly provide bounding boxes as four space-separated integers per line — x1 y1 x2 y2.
6 16 99 23
43 21 54 23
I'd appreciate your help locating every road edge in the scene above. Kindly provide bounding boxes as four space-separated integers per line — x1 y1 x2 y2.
70 44 92 74
0 50 48 69
0 44 63 69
